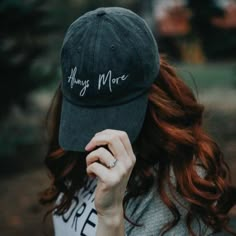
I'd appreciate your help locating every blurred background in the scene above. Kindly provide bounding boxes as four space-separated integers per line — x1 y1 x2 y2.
0 0 236 235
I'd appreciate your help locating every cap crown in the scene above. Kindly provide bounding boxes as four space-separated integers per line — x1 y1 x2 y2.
61 7 159 107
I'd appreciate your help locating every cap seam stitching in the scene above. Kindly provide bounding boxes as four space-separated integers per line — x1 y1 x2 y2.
92 17 102 92
107 15 143 71
123 14 154 45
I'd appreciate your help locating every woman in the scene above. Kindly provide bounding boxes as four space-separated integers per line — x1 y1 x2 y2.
40 7 236 236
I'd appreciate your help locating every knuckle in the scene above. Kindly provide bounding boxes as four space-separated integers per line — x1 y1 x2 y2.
119 131 128 140
126 160 134 170
86 153 91 165
86 164 91 173
110 134 118 143
127 159 133 166
89 162 95 169
120 169 127 178
132 154 136 163
97 147 105 155
118 165 127 178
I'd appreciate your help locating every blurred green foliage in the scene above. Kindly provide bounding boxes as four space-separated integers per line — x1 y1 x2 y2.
0 0 141 118
0 0 57 116
178 63 236 90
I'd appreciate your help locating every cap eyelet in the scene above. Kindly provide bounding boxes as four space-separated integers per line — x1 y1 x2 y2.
110 44 116 51
97 10 106 17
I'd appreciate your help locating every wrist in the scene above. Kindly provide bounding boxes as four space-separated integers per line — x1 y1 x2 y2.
97 207 124 227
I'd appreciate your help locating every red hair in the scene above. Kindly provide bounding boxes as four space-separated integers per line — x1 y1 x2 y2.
40 56 236 235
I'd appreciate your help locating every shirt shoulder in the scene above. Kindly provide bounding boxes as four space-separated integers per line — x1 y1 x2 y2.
124 165 212 236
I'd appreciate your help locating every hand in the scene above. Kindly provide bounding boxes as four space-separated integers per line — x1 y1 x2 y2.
85 129 136 218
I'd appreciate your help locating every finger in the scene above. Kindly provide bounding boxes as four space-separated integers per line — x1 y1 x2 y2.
95 129 135 160
86 161 111 184
85 133 127 161
87 162 126 188
86 147 116 168
86 147 129 180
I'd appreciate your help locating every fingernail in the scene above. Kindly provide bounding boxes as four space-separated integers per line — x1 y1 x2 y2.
85 142 92 151
85 144 89 150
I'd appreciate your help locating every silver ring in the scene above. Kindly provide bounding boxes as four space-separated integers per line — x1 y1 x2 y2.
108 159 118 168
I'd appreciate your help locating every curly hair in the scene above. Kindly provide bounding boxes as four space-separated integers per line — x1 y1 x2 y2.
40 56 236 235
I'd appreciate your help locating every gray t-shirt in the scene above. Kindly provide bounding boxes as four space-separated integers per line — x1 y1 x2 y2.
124 165 212 235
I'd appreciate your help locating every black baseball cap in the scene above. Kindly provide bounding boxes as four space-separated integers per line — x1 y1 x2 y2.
59 7 159 151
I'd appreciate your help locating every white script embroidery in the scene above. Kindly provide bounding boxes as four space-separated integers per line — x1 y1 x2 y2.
98 70 129 92
67 67 89 96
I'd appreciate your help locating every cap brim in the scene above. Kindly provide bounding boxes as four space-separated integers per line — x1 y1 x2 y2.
59 94 148 151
